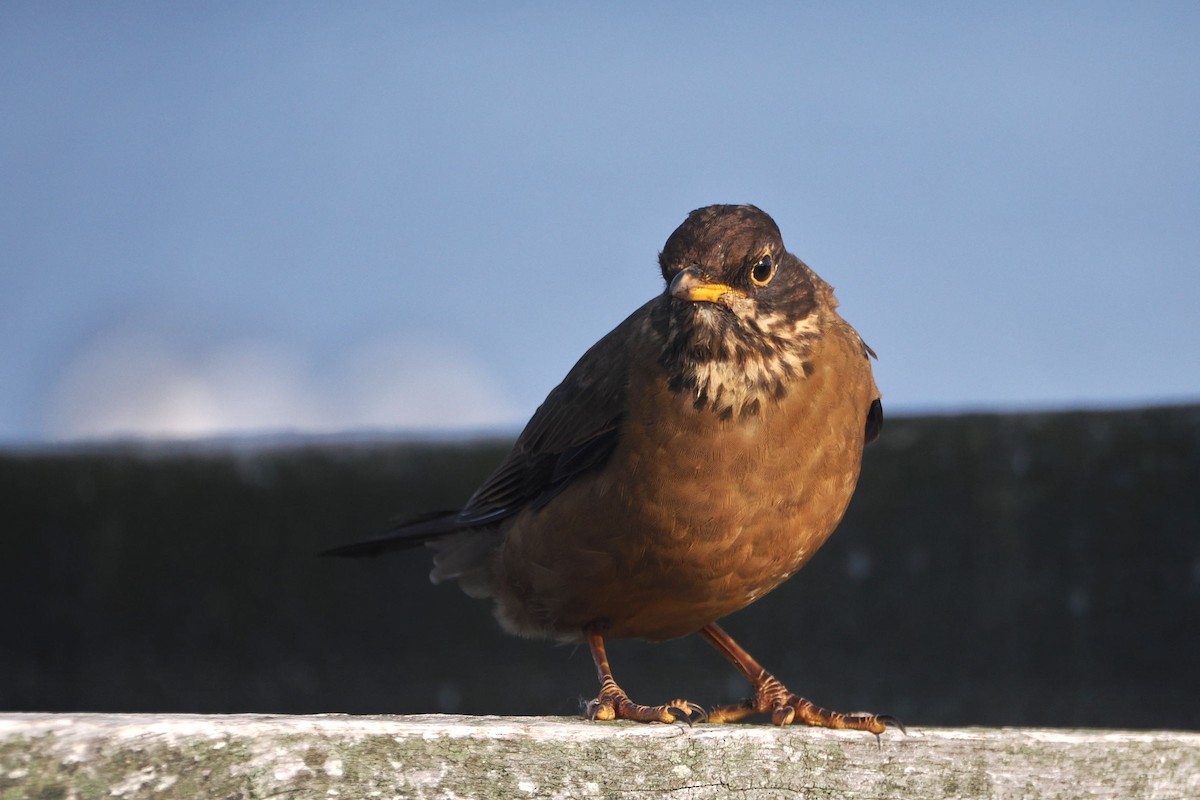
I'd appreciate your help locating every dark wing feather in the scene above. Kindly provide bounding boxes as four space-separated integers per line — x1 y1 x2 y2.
457 304 646 522
321 302 648 557
319 509 461 556
865 397 883 444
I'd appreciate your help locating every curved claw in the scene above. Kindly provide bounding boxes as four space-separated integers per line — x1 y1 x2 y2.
875 714 907 735
666 700 708 726
585 697 616 721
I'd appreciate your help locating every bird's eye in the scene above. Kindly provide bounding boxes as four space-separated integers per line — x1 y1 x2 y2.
750 254 775 286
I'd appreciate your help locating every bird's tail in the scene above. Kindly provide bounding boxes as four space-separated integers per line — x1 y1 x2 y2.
319 509 462 558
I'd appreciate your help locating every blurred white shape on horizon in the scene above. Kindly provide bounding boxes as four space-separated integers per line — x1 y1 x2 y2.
332 333 524 432
47 326 523 441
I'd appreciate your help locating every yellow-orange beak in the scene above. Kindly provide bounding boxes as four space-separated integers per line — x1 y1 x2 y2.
669 267 744 304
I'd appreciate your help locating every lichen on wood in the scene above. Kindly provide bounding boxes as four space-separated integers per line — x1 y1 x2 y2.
2 713 1198 799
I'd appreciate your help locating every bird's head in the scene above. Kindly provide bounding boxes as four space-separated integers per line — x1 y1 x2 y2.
658 204 825 335
653 205 834 418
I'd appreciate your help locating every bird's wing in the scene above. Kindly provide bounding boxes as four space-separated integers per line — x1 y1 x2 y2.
457 303 648 524
865 397 883 444
321 302 648 557
319 509 464 556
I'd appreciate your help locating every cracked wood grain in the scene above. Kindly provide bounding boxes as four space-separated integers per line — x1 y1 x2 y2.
2 713 1198 799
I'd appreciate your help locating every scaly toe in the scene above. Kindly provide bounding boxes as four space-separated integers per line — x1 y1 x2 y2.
587 690 706 724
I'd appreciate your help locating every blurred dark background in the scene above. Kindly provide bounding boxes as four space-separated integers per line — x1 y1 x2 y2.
2 404 1198 730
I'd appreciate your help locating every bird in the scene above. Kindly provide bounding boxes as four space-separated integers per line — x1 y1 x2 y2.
324 204 898 734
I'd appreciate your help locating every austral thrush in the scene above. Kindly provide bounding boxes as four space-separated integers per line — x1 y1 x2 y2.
325 204 898 733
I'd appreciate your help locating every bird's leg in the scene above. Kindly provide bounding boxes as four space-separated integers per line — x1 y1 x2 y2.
699 622 902 733
584 629 706 724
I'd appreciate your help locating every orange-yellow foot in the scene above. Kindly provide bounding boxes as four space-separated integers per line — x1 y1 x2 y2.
707 673 903 734
585 678 706 724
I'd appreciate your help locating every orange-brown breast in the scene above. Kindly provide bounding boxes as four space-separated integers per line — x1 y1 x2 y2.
491 309 878 642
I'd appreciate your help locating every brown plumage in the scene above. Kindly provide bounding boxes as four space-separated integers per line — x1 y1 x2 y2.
325 204 898 733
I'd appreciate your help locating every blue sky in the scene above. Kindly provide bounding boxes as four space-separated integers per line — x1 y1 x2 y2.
3 3 1198 443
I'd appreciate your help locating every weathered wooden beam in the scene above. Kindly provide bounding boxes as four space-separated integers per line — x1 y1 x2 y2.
2 713 1197 799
